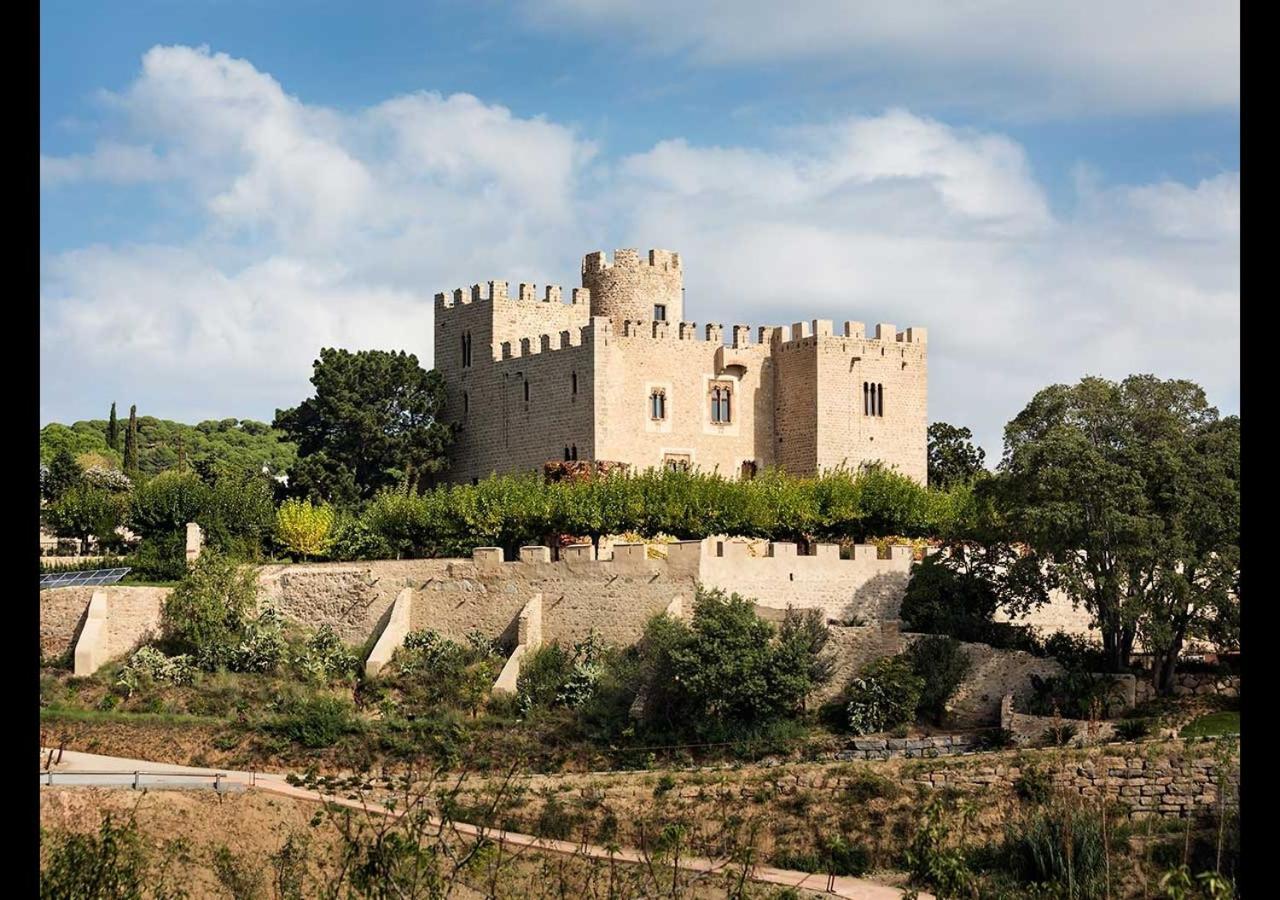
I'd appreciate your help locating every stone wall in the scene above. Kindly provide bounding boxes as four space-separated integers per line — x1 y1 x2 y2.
1134 673 1240 703
41 587 95 662
40 586 171 667
905 738 1239 820
699 539 913 623
813 622 905 704
939 638 1065 728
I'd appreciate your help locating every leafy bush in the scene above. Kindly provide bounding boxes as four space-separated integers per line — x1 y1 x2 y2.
772 837 870 877
40 811 176 899
326 514 392 561
229 607 288 673
161 550 260 670
126 532 188 582
270 696 359 748
844 655 924 735
1013 767 1054 804
293 626 359 683
275 499 335 559
906 635 971 725
391 629 500 713
115 647 196 697
905 795 976 896
1027 671 1125 720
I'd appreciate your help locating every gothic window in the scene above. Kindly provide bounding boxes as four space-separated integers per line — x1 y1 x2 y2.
461 331 473 368
664 453 691 473
654 303 667 321
650 389 666 420
710 384 732 424
863 382 884 416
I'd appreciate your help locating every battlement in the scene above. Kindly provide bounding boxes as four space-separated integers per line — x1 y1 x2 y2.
496 316 612 360
434 282 590 311
582 248 681 274
763 319 929 351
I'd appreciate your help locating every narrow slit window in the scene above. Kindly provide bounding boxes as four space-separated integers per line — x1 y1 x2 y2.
877 383 884 416
571 371 578 395
523 379 530 403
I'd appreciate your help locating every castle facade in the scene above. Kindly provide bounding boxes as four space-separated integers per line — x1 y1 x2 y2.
434 249 927 483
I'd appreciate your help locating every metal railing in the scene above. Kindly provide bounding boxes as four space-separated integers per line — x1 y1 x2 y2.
39 770 246 792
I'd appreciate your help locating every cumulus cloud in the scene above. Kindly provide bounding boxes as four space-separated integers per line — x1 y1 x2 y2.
522 0 1239 117
40 46 1238 459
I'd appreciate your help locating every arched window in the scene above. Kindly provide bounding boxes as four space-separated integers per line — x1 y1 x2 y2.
863 381 870 415
709 385 731 423
877 383 884 417
461 332 473 368
650 389 666 420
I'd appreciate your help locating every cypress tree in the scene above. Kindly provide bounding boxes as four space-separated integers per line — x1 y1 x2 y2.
124 405 138 475
107 404 120 453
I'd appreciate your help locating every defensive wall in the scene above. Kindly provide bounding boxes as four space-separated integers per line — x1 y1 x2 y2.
38 539 1135 727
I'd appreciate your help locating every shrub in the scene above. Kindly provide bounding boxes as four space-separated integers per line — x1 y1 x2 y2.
392 629 500 713
294 626 359 683
905 795 976 896
1115 718 1152 741
844 655 924 735
842 771 900 803
275 499 335 560
326 514 392 561
40 812 163 899
229 607 288 673
1027 671 1125 720
115 647 196 697
1041 723 1079 747
271 696 358 748
772 838 870 877
126 532 188 582
1002 800 1116 897
1013 767 1054 804
516 643 576 712
161 550 260 669
906 635 972 725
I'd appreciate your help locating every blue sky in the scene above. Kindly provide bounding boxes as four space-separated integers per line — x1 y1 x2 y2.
40 1 1239 458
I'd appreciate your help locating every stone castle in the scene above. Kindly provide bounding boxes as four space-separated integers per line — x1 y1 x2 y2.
434 249 928 483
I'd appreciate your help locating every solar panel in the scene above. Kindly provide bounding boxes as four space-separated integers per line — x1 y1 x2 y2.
39 568 132 589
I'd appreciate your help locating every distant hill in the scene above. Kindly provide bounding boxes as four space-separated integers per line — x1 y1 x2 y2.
40 415 297 479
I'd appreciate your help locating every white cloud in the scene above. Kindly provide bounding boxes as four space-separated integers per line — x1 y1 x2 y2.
40 46 1238 460
522 1 1239 117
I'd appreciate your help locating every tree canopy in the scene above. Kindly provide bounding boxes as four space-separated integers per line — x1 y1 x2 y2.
927 422 987 489
996 375 1239 689
274 348 453 503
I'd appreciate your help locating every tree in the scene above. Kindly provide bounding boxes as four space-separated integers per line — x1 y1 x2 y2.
123 405 139 475
996 375 1239 691
129 470 211 538
107 402 119 451
274 348 454 502
45 484 127 554
927 422 986 489
275 499 336 559
42 447 84 503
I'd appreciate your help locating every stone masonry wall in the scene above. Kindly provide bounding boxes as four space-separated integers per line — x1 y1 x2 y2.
40 586 171 665
937 638 1066 728
41 587 95 662
699 539 913 623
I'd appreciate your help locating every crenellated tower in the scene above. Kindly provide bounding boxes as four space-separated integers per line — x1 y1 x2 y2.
581 249 683 326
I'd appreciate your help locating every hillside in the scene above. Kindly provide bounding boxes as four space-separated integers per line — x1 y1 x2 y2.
40 415 296 478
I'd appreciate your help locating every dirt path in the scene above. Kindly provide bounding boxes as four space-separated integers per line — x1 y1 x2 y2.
40 747 928 899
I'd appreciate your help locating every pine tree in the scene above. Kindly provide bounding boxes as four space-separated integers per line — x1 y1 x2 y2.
124 405 139 475
107 402 119 451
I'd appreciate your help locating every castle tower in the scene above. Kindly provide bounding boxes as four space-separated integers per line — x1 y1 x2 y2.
581 249 683 326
